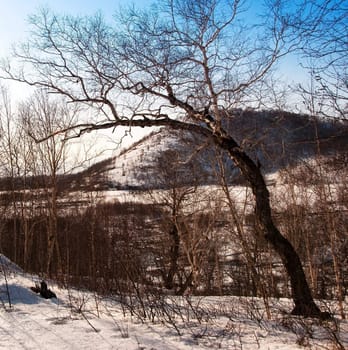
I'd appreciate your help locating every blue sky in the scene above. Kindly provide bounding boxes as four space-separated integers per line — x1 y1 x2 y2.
0 0 151 57
0 0 152 102
0 0 307 102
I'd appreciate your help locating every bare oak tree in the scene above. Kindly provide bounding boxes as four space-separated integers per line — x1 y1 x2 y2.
0 0 330 317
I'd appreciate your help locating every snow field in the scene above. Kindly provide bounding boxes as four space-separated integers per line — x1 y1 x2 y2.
0 261 347 350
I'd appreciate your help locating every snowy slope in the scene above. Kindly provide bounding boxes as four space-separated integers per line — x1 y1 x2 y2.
75 111 347 191
1 256 347 350
80 127 216 190
106 128 181 189
0 265 194 349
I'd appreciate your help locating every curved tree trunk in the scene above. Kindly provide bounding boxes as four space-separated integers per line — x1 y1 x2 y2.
211 128 327 318
159 117 327 317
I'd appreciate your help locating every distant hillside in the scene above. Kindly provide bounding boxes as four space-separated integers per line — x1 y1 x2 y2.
1 110 344 193
226 109 347 169
71 110 347 191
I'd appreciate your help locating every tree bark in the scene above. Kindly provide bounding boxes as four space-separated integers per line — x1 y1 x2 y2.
211 128 327 318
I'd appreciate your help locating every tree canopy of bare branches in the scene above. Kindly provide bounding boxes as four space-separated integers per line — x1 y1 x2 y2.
288 0 347 119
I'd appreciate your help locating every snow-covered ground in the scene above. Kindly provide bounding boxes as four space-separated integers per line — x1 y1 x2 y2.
0 256 347 349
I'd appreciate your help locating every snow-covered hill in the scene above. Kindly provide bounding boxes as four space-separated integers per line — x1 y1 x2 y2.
74 111 347 191
0 255 347 349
